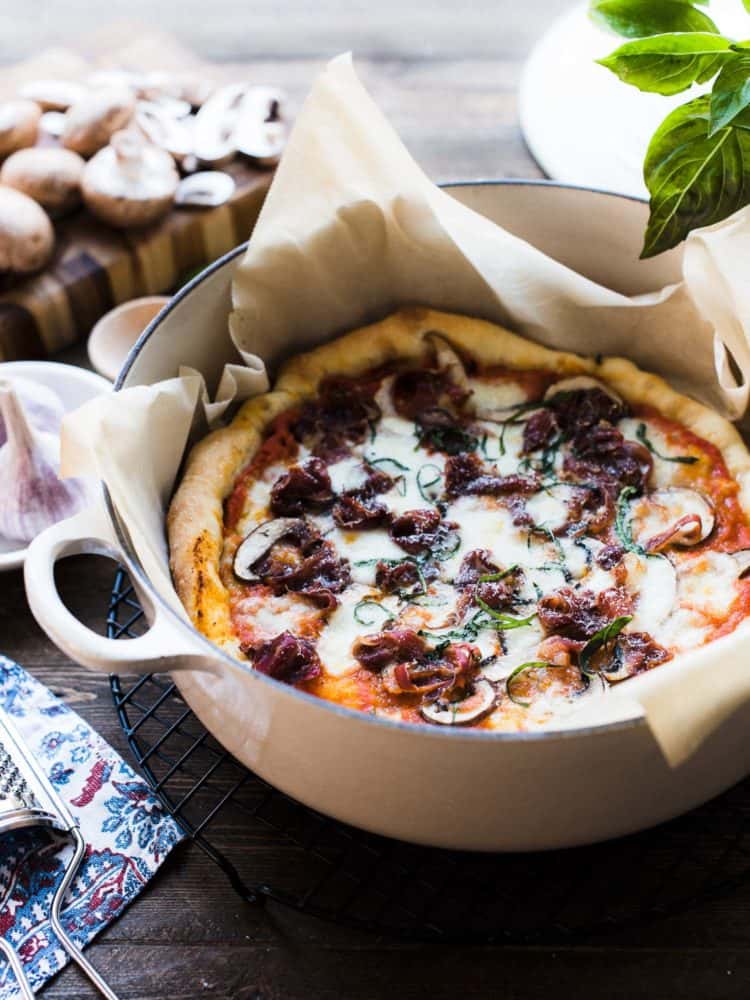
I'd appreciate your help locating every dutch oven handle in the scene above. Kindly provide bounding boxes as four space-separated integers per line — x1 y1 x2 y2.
24 503 213 676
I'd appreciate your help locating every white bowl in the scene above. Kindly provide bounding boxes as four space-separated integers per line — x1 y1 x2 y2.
0 361 110 571
88 296 170 382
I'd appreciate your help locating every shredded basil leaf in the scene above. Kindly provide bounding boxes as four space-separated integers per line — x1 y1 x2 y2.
636 423 698 465
475 596 536 630
615 486 646 555
415 414 479 456
478 564 519 583
369 456 411 472
579 615 633 675
505 660 555 708
416 463 443 504
353 600 395 628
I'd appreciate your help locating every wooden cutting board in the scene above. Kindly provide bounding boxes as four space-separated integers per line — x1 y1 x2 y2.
0 34 274 362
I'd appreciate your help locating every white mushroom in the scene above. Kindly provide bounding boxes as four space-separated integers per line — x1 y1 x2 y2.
544 375 624 407
81 130 178 229
133 70 215 109
192 83 248 166
0 186 54 273
731 549 750 579
135 101 194 162
175 171 235 208
630 487 715 553
1 147 84 216
425 332 470 397
18 78 87 112
39 111 67 138
421 679 495 725
234 86 286 165
62 87 135 158
0 100 40 160
234 517 305 580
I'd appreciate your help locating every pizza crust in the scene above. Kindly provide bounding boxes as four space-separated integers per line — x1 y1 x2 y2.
168 306 750 650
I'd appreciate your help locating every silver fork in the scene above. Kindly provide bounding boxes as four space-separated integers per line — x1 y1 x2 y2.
0 705 119 1000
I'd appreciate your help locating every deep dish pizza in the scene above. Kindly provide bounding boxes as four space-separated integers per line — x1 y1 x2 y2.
168 308 750 730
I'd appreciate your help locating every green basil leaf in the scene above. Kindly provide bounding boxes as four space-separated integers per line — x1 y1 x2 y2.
590 0 719 39
710 54 750 133
597 33 733 96
642 95 750 257
635 422 699 463
580 616 633 675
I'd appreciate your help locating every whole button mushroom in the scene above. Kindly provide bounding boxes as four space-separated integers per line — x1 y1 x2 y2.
62 87 135 158
0 186 54 274
18 78 87 112
81 129 179 228
1 147 85 216
0 100 41 160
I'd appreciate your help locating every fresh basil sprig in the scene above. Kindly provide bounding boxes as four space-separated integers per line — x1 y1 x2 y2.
591 0 719 39
591 0 750 257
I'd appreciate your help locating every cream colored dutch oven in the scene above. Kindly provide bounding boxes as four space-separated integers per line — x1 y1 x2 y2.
24 182 750 851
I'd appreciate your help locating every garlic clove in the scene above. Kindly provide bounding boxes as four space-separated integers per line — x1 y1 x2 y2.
0 375 64 446
0 385 90 544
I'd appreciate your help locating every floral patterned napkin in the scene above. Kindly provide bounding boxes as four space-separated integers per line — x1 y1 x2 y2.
0 657 184 998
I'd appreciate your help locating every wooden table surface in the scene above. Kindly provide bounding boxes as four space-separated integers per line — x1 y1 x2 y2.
3 2 750 997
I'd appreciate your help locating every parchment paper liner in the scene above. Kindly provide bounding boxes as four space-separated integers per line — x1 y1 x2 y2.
63 55 750 766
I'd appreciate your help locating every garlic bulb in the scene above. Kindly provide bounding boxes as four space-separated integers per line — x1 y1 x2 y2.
0 385 90 544
0 375 64 447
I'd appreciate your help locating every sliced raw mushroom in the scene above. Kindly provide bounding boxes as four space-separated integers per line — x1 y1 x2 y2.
421 679 495 725
40 110 67 138
86 69 142 94
1 147 84 216
193 83 248 166
175 170 235 208
18 78 87 112
81 129 179 228
234 517 305 580
544 375 624 407
631 487 715 553
425 333 471 397
731 549 750 579
136 101 194 162
235 86 286 165
63 87 135 158
0 100 40 159
623 551 677 633
0 186 54 273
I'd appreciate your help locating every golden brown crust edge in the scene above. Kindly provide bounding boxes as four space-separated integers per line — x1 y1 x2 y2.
167 306 750 651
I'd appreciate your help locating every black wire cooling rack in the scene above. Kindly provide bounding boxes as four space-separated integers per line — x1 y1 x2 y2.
107 566 750 942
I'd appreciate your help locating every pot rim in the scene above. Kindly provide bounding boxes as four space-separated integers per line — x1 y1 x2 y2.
111 178 651 745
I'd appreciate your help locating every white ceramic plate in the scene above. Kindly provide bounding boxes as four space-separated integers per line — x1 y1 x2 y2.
0 361 110 571
519 1 747 198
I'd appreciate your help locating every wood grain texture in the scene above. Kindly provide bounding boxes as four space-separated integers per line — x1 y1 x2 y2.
4 3 750 998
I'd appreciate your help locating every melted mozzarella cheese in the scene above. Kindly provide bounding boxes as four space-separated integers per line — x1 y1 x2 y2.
315 584 384 677
623 552 677 634
481 622 544 682
526 485 576 534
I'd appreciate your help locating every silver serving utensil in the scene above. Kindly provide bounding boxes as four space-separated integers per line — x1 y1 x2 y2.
0 705 119 1000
